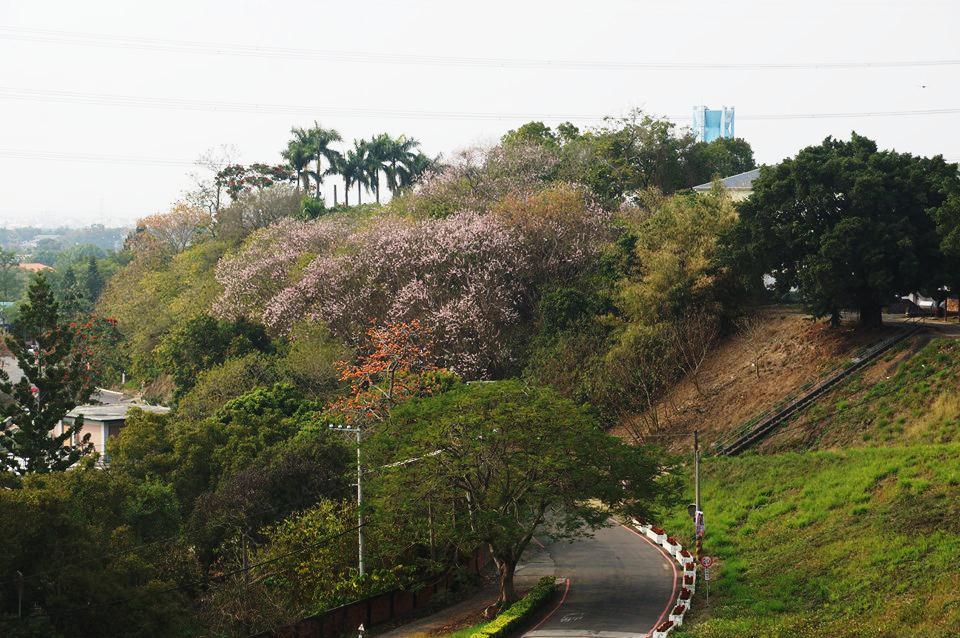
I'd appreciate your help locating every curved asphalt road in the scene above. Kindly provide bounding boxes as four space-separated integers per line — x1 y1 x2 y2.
523 523 678 638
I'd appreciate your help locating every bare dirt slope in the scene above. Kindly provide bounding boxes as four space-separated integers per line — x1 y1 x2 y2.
614 306 899 451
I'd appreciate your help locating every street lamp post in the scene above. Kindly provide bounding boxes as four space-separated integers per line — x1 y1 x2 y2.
329 424 364 576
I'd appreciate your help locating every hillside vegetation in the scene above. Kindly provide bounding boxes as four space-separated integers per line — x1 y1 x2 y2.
657 327 960 637
3 115 752 637
613 309 896 449
6 116 960 638
668 444 960 637
766 336 960 450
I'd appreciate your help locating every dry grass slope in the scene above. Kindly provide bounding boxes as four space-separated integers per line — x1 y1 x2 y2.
616 307 896 450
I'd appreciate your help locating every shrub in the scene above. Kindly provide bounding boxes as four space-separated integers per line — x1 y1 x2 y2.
468 576 556 638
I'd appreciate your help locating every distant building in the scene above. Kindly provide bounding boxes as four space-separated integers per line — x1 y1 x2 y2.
692 168 760 202
18 262 53 273
1 354 168 466
692 106 735 142
57 401 170 463
23 234 62 249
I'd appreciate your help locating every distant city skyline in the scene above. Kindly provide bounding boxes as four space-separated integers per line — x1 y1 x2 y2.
1 0 959 227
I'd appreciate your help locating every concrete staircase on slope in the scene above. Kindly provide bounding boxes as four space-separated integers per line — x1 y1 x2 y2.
713 327 918 456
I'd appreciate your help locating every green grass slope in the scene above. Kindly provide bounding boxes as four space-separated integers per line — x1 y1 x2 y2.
666 445 960 637
767 337 960 451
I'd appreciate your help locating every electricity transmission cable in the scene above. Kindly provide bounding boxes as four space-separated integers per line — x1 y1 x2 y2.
0 148 194 167
0 87 605 122
3 87 960 124
2 25 959 71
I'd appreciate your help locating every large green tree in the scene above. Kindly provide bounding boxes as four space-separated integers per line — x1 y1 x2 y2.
932 189 960 316
732 133 958 327
0 468 195 637
154 314 272 398
379 134 422 195
281 137 314 194
684 136 756 185
373 380 671 607
0 274 95 475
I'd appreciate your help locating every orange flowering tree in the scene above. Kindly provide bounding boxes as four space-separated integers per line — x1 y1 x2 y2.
326 320 454 425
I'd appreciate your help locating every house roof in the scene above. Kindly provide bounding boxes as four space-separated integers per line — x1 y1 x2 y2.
18 263 54 272
692 168 761 192
66 402 170 421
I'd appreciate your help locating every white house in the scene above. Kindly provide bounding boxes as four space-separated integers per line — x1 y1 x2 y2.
692 168 761 202
57 400 169 463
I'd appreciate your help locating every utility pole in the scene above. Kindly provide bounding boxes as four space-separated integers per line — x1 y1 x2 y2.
693 429 709 602
241 531 250 635
330 424 365 576
694 430 701 513
16 570 23 618
693 429 704 565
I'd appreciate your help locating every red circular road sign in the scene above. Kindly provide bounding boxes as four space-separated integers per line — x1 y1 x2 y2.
701 556 714 568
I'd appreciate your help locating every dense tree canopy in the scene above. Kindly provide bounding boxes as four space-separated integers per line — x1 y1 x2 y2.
154 314 272 397
731 133 959 326
373 380 672 607
499 113 757 206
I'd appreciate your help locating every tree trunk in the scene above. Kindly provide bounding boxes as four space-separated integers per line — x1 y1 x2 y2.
357 182 362 205
315 158 322 199
375 180 380 204
495 557 518 607
344 181 350 206
830 308 841 328
858 302 883 329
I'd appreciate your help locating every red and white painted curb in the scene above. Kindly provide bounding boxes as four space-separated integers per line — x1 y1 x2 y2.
630 518 697 638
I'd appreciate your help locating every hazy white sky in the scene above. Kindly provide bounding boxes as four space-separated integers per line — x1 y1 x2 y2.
1 0 958 227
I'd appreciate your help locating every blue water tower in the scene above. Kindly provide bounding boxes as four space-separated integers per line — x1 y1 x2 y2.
692 106 735 142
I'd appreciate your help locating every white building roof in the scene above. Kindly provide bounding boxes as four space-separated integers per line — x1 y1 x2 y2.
66 402 169 421
692 168 761 192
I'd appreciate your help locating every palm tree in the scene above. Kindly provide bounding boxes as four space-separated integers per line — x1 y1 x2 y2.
289 122 343 199
281 139 312 193
394 151 437 191
339 140 370 206
364 134 392 204
381 135 423 194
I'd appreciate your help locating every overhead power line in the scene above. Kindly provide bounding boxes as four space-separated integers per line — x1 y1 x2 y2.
2 25 960 71
2 87 960 125
0 148 193 167
0 87 606 122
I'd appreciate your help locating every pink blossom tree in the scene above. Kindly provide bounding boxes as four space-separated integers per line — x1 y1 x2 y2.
261 212 529 378
213 156 612 378
214 217 350 321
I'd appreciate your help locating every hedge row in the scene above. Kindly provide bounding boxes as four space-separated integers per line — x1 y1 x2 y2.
469 576 557 638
